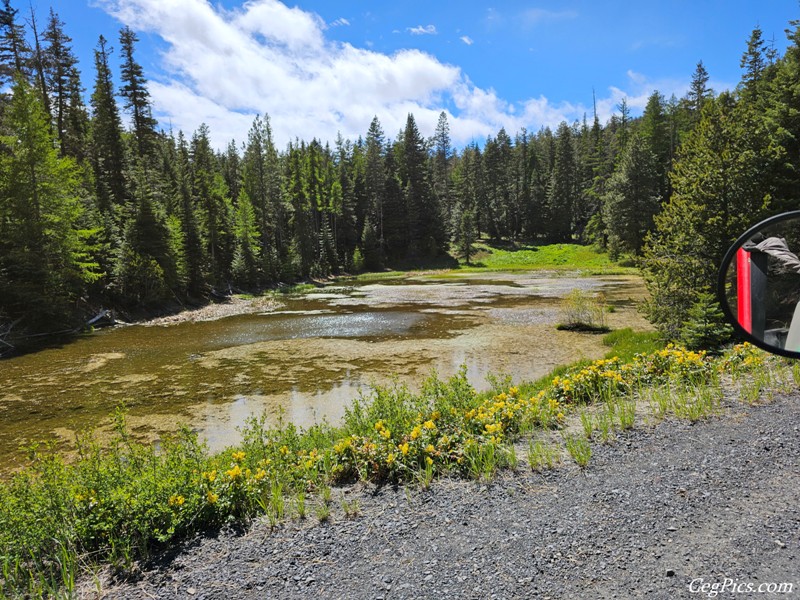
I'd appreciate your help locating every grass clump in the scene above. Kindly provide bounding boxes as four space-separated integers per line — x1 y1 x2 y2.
564 435 592 467
527 440 562 471
556 289 610 333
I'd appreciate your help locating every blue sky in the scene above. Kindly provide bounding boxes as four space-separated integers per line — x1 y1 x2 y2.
25 0 800 148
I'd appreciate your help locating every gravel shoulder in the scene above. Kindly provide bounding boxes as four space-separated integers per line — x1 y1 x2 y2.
97 391 800 600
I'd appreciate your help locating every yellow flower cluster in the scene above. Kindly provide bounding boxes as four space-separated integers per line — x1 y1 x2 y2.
225 464 242 480
168 494 185 507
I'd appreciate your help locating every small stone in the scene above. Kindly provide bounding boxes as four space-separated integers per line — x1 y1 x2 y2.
666 570 676 577
775 540 786 548
187 588 196 596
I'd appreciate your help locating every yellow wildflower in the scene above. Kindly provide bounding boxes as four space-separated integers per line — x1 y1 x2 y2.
425 456 433 466
225 464 242 480
410 425 422 440
386 453 396 466
168 494 185 507
399 442 410 456
202 470 217 483
206 491 219 505
425 444 435 454
508 386 519 397
279 445 289 456
254 468 267 481
423 420 436 431
232 451 246 462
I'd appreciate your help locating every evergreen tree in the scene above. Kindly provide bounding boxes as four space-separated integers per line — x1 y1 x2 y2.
191 124 231 284
0 77 100 327
638 91 672 200
364 116 386 248
685 60 713 125
381 145 407 261
28 8 51 121
602 133 661 259
119 26 157 159
43 9 83 158
115 185 175 305
546 121 577 242
431 111 454 238
89 35 126 215
0 0 30 89
641 93 779 338
483 128 513 239
399 114 444 259
174 131 205 294
230 189 261 287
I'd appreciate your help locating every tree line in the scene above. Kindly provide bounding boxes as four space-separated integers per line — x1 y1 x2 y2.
0 0 797 346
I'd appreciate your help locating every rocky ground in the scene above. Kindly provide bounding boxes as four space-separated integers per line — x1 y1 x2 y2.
96 391 799 600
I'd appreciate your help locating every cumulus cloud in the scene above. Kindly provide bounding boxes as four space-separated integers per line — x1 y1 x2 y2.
460 36 474 45
96 0 685 149
408 24 437 35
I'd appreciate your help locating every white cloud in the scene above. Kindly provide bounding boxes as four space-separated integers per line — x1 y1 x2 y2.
460 36 474 46
330 17 350 27
521 9 578 27
96 0 692 149
408 24 437 36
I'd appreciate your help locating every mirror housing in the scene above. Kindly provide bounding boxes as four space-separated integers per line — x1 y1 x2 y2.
717 210 800 358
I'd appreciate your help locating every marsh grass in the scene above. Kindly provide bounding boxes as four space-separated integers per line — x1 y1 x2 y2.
557 289 609 332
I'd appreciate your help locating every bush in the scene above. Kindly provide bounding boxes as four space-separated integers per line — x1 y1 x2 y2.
678 292 733 351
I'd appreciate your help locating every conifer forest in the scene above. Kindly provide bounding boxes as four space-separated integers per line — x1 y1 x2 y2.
0 1 798 344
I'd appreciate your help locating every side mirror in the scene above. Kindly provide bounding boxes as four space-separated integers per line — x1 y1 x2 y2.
717 210 800 358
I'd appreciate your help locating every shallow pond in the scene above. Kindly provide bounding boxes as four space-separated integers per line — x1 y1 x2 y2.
0 271 650 470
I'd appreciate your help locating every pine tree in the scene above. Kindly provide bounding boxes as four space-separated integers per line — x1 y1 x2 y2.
0 0 30 89
685 61 713 125
174 132 205 294
432 111 454 239
641 93 779 338
399 114 444 259
119 26 157 159
546 122 577 242
0 77 100 327
231 189 261 287
364 116 386 248
602 133 661 259
89 35 127 214
43 9 84 157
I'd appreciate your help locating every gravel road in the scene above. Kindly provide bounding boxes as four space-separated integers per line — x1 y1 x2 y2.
98 391 800 600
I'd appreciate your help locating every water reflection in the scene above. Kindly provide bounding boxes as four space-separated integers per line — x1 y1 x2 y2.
0 273 650 469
